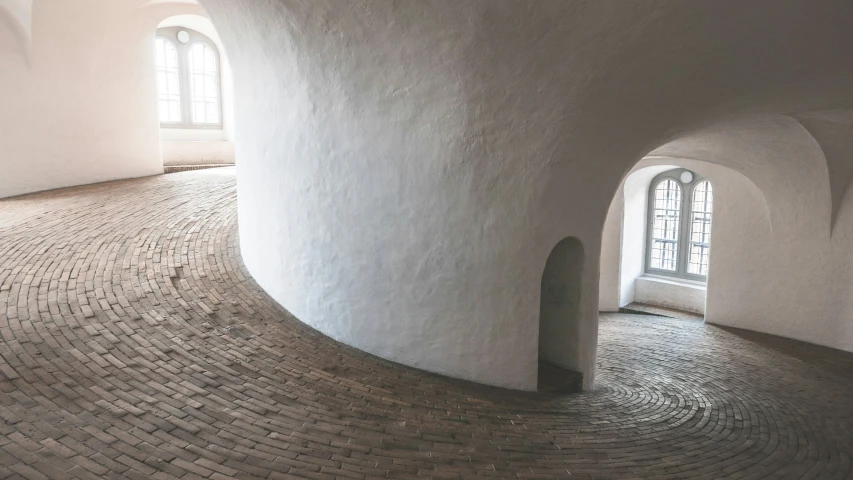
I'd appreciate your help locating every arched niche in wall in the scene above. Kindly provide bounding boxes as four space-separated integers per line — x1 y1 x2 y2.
598 157 774 320
538 236 585 392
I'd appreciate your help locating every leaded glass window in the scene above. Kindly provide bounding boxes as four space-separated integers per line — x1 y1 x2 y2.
650 180 682 271
645 170 713 281
187 43 221 125
155 37 182 123
688 181 713 275
154 28 222 129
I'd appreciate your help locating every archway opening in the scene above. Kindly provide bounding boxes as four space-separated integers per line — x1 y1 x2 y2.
600 165 715 320
599 151 780 332
538 236 585 393
637 167 713 316
155 14 235 172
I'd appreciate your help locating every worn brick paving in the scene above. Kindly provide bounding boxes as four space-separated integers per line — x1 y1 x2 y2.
1 168 852 479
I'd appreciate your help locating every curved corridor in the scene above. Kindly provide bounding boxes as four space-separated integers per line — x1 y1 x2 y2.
1 169 852 479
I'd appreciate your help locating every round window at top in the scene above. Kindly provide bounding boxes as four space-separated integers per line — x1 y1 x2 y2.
177 30 190 44
680 171 694 183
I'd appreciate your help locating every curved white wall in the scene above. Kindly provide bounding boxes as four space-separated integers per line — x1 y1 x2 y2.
0 0 215 199
0 1 159 198
196 0 853 391
1 0 851 390
651 117 853 353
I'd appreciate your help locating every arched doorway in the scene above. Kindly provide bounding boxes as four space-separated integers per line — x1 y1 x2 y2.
538 236 584 393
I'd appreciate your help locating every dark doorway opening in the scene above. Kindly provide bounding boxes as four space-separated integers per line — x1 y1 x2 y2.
538 236 585 393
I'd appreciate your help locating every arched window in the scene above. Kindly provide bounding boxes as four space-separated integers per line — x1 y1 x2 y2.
688 181 713 276
646 169 713 281
649 179 682 272
153 28 222 128
187 43 221 125
154 37 182 123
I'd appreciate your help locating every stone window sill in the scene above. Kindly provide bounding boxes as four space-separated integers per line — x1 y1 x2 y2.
639 274 707 291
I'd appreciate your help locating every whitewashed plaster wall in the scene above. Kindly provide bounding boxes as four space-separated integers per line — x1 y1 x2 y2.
0 0 213 198
634 277 706 314
651 116 853 354
598 188 624 313
599 165 675 311
0 0 31 60
198 0 853 391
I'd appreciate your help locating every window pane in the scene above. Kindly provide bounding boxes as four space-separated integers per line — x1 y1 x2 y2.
650 179 681 271
187 43 221 125
154 38 182 123
688 181 713 275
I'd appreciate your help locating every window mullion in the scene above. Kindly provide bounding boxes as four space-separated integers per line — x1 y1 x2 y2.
677 182 692 278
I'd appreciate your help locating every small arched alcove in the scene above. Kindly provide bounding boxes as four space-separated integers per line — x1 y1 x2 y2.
538 236 585 393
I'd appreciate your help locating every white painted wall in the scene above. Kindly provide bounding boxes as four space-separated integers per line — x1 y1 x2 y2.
160 137 235 166
0 1 160 198
648 118 840 354
599 165 676 311
598 185 623 312
198 0 853 391
634 277 706 314
4 1 847 391
0 0 215 198
3 0 845 392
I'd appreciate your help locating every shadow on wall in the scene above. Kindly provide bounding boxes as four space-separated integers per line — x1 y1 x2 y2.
538 236 584 392
0 0 32 62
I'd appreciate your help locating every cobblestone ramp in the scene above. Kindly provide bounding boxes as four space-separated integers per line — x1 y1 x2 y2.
1 168 852 479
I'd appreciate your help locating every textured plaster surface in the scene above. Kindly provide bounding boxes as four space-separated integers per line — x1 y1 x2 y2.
195 0 853 390
0 0 209 199
4 0 853 391
2 171 853 478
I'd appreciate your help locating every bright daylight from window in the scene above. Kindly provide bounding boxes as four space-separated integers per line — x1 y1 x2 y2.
155 38 182 123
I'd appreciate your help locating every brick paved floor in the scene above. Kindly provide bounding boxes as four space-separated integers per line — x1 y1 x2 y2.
1 168 853 479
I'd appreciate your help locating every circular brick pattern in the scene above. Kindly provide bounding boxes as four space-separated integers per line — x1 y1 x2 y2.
1 168 852 479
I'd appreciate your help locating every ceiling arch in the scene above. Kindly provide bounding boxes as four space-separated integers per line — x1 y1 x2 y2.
648 114 833 238
792 109 853 232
